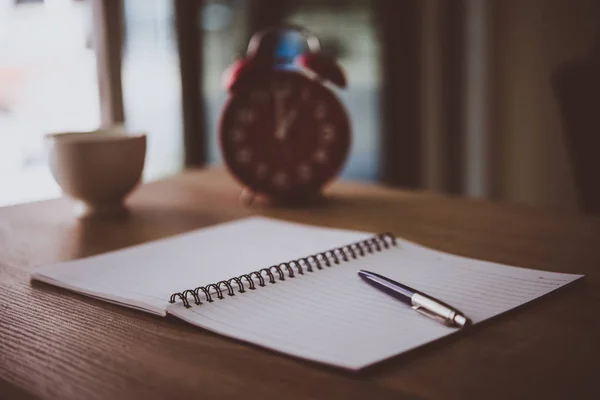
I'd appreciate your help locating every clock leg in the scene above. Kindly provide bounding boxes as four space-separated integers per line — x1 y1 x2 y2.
239 188 256 206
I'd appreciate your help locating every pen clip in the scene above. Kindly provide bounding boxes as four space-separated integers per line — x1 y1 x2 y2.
411 305 451 326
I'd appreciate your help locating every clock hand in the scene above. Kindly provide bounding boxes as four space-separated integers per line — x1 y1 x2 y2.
274 91 285 139
275 108 298 141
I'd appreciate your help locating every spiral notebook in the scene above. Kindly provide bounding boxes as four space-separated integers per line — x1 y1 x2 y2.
30 216 583 370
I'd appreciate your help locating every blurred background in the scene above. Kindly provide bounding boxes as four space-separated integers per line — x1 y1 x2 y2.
1 0 598 214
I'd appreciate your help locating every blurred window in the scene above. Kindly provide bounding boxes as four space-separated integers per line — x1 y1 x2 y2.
201 0 251 165
287 0 381 180
0 0 99 206
122 0 184 181
0 0 382 207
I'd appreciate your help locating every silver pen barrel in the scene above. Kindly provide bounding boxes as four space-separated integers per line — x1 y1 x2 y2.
411 293 471 328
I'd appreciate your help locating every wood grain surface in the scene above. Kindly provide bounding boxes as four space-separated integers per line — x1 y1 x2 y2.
1 168 599 400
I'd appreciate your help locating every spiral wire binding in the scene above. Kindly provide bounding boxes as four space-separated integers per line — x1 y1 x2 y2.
169 233 397 308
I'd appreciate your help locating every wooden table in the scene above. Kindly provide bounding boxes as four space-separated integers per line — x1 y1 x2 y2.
1 168 599 400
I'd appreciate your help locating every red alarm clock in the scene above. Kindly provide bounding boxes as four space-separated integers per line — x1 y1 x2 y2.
219 25 350 203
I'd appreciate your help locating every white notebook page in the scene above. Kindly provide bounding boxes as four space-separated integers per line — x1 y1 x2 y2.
168 243 582 370
31 217 371 315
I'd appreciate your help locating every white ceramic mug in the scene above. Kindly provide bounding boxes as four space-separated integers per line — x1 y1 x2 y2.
45 126 146 218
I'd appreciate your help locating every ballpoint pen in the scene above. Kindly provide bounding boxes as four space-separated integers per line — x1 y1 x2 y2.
358 270 471 328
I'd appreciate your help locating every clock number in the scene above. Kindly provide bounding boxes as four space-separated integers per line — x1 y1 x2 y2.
237 109 255 124
236 147 252 163
301 88 311 102
256 163 268 179
321 124 335 143
273 171 288 187
314 102 327 120
298 164 312 182
313 149 328 164
231 128 245 144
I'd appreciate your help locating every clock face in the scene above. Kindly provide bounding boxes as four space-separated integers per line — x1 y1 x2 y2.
219 70 350 198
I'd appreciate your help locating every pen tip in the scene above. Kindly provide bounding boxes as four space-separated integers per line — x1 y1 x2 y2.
454 314 471 328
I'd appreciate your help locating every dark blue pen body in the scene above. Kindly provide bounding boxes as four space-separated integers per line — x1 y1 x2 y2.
358 270 414 305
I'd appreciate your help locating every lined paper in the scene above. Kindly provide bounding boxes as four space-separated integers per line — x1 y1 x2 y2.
31 216 583 370
168 245 582 370
31 217 371 315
